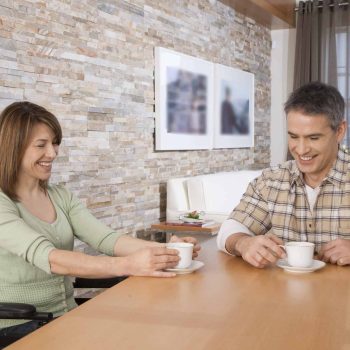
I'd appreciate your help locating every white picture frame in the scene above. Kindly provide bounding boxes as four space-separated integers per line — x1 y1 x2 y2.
214 64 254 149
155 47 214 150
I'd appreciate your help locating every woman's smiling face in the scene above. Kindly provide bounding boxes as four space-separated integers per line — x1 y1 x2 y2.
19 123 59 184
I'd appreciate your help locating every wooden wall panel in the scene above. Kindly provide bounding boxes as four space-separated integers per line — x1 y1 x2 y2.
219 0 296 29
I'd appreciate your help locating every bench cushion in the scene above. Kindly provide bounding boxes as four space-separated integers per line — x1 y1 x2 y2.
187 170 261 213
166 170 262 223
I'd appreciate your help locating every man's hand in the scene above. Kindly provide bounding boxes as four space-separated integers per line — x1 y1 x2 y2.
318 239 350 265
234 233 286 268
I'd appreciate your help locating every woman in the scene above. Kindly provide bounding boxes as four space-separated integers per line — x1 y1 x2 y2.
0 101 200 338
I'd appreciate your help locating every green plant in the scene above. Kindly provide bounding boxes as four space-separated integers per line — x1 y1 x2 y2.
186 211 201 219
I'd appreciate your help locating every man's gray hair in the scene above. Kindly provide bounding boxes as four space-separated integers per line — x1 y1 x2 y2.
284 81 345 131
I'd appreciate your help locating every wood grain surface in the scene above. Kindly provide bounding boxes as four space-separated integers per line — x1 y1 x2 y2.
7 238 350 350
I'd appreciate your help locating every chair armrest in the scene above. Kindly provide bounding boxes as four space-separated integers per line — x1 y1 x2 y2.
0 302 53 321
0 303 36 319
73 276 127 288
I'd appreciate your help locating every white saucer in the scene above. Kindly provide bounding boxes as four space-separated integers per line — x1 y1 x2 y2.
277 259 326 273
165 260 204 274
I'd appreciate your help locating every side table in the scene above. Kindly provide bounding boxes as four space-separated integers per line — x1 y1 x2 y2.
150 222 221 243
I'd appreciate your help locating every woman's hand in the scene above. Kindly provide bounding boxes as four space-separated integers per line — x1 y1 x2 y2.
169 235 201 259
124 246 180 277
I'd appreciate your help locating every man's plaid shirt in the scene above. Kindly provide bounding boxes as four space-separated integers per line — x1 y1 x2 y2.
230 149 350 252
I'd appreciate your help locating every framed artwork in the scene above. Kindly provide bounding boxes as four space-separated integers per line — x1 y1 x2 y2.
155 47 214 150
213 64 254 149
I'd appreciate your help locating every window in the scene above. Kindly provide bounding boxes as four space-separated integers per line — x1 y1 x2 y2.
336 30 350 148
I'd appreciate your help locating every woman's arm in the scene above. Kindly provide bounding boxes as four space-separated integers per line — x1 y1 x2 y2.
113 235 201 258
49 249 127 278
49 235 201 278
50 188 201 277
113 235 162 256
49 246 181 278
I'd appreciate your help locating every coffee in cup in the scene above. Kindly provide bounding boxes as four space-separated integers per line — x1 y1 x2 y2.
280 242 315 268
166 242 193 269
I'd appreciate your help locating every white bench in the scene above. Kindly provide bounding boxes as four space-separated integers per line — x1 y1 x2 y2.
166 170 262 223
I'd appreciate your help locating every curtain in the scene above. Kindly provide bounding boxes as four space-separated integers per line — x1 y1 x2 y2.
293 0 350 147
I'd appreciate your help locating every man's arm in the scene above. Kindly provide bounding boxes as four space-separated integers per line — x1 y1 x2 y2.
217 219 285 268
226 232 286 268
225 233 251 256
217 219 253 254
218 173 286 267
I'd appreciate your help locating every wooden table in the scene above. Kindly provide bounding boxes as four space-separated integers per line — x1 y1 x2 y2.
151 222 220 242
7 238 350 350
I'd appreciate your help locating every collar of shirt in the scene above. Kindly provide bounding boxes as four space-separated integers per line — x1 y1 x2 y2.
288 148 350 190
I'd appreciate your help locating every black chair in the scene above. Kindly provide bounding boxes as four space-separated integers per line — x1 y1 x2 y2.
0 303 53 322
0 276 127 348
73 276 127 305
0 302 53 348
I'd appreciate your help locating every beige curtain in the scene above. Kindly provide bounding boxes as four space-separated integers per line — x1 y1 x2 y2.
293 0 350 147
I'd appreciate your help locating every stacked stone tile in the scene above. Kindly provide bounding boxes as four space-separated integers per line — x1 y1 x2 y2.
0 0 271 246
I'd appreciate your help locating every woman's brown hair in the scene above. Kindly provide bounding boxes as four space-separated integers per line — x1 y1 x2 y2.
0 101 62 201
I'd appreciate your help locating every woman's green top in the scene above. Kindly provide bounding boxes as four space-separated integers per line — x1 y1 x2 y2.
0 185 123 328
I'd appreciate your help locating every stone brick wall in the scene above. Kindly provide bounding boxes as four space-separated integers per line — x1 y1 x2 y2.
0 0 271 240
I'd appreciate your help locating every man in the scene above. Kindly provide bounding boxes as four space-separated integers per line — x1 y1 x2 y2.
221 87 239 134
217 81 350 268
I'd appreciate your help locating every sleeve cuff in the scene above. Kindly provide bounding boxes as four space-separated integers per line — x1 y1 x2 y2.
216 219 253 255
26 239 56 274
97 232 124 256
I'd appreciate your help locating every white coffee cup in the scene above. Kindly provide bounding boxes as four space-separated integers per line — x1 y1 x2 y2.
280 242 315 268
166 242 193 269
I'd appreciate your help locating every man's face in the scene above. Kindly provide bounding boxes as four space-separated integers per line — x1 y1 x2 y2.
287 110 346 186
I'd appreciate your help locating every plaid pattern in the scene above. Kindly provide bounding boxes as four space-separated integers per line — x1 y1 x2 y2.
230 149 350 252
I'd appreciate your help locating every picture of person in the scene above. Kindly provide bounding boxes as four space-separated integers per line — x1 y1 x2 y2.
220 84 250 135
221 87 238 134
